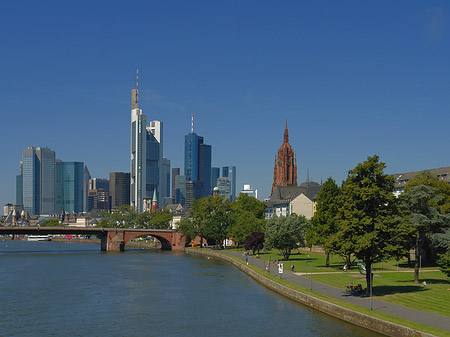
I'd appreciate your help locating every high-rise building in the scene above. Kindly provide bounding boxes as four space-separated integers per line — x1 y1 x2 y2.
16 161 23 206
146 120 163 203
161 158 171 199
240 184 258 199
222 166 237 201
20 147 56 215
184 114 212 202
130 70 164 212
55 161 84 214
83 165 91 213
171 168 180 198
174 175 187 205
272 120 297 194
89 178 109 191
199 144 212 197
109 172 130 209
211 167 220 190
217 177 231 201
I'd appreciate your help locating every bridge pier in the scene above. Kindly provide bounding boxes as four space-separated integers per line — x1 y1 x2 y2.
101 232 125 252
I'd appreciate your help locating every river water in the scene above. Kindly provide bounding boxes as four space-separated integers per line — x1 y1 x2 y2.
0 240 381 336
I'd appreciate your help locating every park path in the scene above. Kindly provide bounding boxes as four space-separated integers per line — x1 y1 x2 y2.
221 250 450 333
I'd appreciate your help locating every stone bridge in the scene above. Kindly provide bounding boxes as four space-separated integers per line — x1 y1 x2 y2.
0 227 188 252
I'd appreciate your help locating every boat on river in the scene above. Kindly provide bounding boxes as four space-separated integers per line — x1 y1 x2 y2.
27 235 52 241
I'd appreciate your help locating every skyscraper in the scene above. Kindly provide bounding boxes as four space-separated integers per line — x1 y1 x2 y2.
55 161 84 214
130 70 147 212
130 70 164 212
109 172 130 209
222 166 236 201
184 114 212 201
146 120 163 203
211 167 220 189
21 146 56 215
171 167 180 198
161 158 171 199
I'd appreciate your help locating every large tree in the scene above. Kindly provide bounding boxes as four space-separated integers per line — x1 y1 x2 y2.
334 155 408 294
404 171 450 214
307 177 340 267
399 185 449 283
229 193 266 247
265 214 308 260
190 195 232 248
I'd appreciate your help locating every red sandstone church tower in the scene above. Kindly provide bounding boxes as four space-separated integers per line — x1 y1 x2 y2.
271 120 298 194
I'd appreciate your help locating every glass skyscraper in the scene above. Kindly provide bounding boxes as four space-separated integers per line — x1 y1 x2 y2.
55 161 84 214
130 72 164 212
184 127 212 200
222 166 237 201
20 147 55 215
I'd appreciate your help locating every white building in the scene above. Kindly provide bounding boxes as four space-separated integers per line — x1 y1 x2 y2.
239 184 258 199
130 70 164 212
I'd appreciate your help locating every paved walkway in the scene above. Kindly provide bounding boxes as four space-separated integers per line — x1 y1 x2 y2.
221 250 450 333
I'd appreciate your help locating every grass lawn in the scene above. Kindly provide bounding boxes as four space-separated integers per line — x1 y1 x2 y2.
226 246 450 317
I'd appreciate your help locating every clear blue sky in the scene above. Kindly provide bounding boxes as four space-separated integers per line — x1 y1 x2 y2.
1 1 450 209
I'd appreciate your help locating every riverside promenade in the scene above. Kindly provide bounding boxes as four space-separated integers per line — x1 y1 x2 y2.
209 249 450 334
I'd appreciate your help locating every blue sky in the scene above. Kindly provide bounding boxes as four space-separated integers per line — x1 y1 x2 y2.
1 1 450 209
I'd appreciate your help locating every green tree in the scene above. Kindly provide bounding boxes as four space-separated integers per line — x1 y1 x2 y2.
150 209 173 229
265 214 308 260
399 185 449 283
190 196 232 248
229 194 266 247
307 177 340 267
404 171 450 214
40 219 60 227
98 205 137 228
176 217 197 244
334 155 408 294
135 209 173 229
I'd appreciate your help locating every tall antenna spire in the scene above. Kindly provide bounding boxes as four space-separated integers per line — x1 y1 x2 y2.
191 113 194 133
136 68 139 106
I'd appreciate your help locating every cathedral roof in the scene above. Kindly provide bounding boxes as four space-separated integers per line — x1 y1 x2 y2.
269 183 321 205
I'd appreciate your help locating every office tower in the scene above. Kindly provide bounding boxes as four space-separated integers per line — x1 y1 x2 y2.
240 184 258 199
171 168 180 198
16 161 23 206
222 166 236 201
199 144 212 197
89 178 109 191
109 172 130 209
55 161 84 214
211 167 220 189
88 189 110 212
130 70 164 212
174 175 187 205
217 177 231 201
184 114 212 201
146 120 163 203
161 158 171 199
83 165 91 213
21 146 56 215
130 69 147 212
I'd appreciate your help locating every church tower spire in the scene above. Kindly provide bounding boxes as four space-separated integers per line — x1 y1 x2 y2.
271 120 298 195
283 119 289 143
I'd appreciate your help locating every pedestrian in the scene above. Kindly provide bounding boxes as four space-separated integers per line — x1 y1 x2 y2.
291 264 295 272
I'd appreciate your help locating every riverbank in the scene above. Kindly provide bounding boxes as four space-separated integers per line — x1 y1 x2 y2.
188 248 449 337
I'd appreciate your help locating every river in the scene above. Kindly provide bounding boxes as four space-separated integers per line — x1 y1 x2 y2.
0 240 382 336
